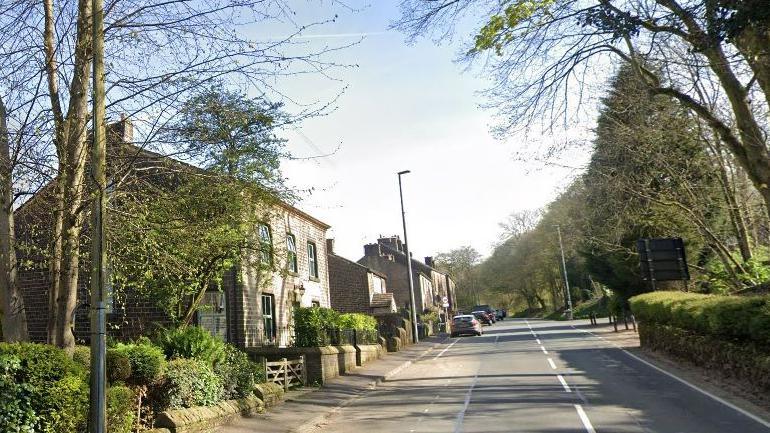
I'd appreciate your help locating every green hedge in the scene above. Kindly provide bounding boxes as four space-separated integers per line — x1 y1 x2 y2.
112 341 166 386
157 359 223 409
294 307 378 347
629 291 770 346
0 343 136 433
639 322 770 391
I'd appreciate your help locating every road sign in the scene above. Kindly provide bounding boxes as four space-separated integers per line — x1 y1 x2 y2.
637 238 690 287
442 296 449 308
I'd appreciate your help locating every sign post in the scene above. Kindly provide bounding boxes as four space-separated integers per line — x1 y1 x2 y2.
637 238 690 288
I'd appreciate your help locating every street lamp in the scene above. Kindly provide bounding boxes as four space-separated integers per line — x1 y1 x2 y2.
398 170 420 344
555 225 573 320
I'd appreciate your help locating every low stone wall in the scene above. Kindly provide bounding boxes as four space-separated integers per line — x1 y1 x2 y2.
153 397 263 433
386 336 402 352
254 382 284 408
247 346 343 384
335 344 358 374
354 343 383 366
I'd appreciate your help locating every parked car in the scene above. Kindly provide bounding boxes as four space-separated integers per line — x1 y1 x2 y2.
451 315 483 337
495 309 504 321
472 310 493 325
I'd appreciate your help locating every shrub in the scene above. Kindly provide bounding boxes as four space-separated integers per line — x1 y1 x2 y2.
0 343 88 433
219 344 258 399
107 386 135 433
155 326 226 367
159 359 223 409
337 313 377 331
294 307 339 347
629 291 770 346
72 346 91 371
0 355 37 433
43 374 89 433
106 348 132 384
112 341 166 386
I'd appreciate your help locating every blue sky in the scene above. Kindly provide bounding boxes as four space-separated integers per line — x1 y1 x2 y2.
263 1 586 260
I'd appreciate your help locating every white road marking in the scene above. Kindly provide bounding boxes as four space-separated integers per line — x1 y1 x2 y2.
453 367 480 433
547 358 557 370
572 325 770 429
557 374 571 392
541 345 548 354
495 335 499 347
574 404 597 433
434 338 459 360
536 338 542 345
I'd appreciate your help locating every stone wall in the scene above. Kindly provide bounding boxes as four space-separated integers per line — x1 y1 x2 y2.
246 346 355 384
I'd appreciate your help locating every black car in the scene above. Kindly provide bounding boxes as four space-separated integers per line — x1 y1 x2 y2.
472 311 493 325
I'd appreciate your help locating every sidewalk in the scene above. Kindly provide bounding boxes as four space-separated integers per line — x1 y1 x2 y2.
220 335 449 433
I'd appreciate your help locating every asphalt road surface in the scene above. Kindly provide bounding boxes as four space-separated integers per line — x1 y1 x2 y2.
312 319 770 433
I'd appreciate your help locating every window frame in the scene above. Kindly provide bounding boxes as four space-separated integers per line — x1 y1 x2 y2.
286 233 298 274
307 241 319 279
261 293 275 341
258 223 273 265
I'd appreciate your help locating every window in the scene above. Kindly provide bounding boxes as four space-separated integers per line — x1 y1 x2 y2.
261 294 275 341
286 234 298 273
258 223 272 265
198 291 227 341
307 241 318 279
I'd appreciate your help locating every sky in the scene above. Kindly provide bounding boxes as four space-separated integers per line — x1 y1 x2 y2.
260 2 586 261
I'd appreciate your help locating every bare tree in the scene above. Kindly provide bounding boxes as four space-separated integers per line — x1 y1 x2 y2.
395 1 770 216
1 0 351 348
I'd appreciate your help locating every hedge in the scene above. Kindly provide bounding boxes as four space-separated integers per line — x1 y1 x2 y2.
294 307 378 347
154 326 227 367
639 322 770 392
629 291 770 346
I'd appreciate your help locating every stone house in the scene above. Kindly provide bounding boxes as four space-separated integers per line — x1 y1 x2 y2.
357 236 456 317
326 239 396 316
14 118 331 348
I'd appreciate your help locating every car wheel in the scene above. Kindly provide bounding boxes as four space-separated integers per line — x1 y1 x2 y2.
476 331 482 336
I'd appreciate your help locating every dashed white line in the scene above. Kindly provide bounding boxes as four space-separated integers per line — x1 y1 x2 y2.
574 404 597 433
557 374 571 392
536 338 542 345
547 358 557 370
540 345 548 354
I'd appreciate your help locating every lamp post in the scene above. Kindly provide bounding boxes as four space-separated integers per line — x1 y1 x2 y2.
398 170 419 344
555 225 573 320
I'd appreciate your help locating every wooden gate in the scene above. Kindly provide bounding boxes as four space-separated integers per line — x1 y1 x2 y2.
265 356 306 391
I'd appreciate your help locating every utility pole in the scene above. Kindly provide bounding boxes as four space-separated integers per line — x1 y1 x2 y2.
89 0 107 430
555 225 573 320
398 170 419 344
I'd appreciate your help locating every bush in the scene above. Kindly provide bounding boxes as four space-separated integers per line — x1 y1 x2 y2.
160 359 223 409
219 344 258 399
337 313 377 331
0 355 37 433
0 343 88 433
44 374 89 433
106 349 132 384
155 326 227 367
112 341 166 386
72 346 91 371
294 307 339 347
107 386 135 433
629 291 770 346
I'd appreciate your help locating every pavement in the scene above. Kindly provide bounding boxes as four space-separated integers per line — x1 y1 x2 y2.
220 319 770 432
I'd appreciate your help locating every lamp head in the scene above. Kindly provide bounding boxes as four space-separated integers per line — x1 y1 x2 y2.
398 170 411 175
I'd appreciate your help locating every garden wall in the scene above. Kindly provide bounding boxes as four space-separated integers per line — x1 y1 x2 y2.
246 346 358 384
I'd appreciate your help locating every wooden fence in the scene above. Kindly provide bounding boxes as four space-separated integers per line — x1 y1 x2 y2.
265 356 306 391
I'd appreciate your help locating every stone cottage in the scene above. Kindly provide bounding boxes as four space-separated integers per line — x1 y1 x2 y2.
326 239 396 315
357 236 456 317
14 118 331 348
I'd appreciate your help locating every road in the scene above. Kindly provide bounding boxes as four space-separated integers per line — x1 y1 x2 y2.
312 318 770 433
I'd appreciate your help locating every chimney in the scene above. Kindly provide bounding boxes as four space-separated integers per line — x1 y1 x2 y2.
326 239 335 255
425 256 434 268
364 243 381 257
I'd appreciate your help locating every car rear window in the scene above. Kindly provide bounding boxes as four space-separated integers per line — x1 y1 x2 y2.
453 316 472 322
